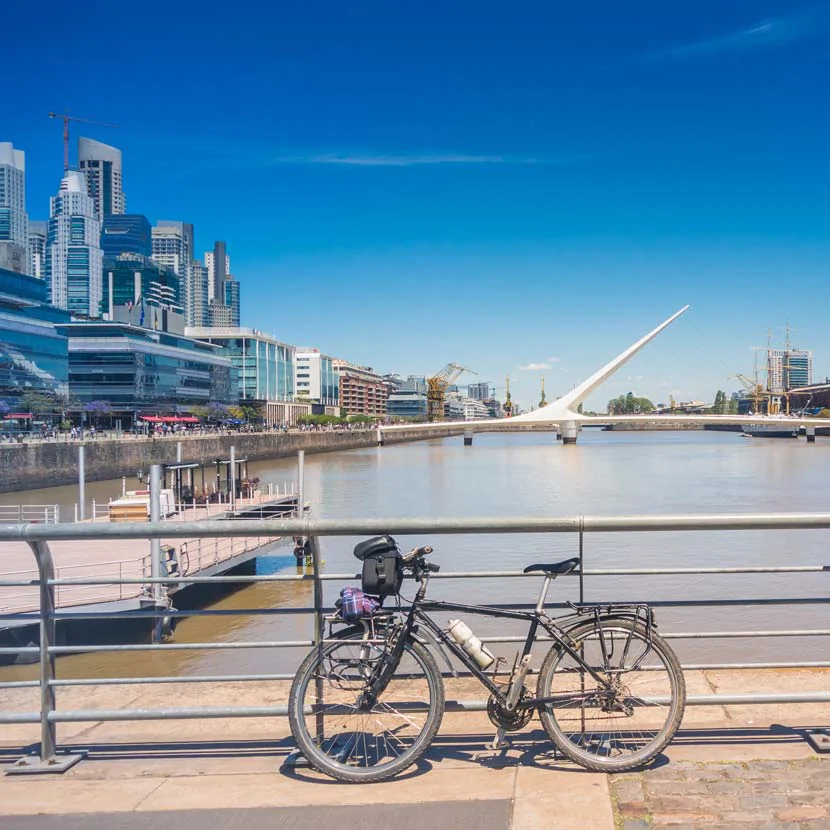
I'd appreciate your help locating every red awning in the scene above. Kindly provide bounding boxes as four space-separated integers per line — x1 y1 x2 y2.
4 413 33 419
139 415 200 424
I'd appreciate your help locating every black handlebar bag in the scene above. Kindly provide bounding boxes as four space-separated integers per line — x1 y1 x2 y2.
354 535 403 599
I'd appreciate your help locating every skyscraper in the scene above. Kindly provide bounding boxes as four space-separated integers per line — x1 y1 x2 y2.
28 221 47 278
188 259 209 326
78 137 125 220
0 142 28 274
101 214 152 258
151 221 195 321
768 349 812 393
204 241 229 302
45 170 103 316
204 241 239 327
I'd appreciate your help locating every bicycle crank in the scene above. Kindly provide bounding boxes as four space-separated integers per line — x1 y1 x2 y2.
487 687 533 732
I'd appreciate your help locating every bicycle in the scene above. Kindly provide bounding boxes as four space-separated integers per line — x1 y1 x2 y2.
288 540 686 783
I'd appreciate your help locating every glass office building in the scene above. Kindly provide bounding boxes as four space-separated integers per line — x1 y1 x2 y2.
101 214 152 258
59 322 236 416
185 327 295 402
0 268 70 409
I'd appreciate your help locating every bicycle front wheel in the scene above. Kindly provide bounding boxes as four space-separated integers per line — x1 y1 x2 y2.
536 617 685 772
288 628 444 783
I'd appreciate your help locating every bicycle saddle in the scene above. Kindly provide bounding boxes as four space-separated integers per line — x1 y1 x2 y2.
523 557 580 575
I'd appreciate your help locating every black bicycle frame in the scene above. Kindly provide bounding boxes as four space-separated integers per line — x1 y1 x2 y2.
408 597 613 709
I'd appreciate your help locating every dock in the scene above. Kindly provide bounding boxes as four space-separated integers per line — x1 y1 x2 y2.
0 489 301 654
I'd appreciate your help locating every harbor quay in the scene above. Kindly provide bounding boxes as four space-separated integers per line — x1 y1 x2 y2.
0 670 828 828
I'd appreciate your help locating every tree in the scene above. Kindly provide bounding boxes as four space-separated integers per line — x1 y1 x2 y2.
84 400 112 428
607 393 655 415
19 390 58 416
712 390 726 414
206 401 229 422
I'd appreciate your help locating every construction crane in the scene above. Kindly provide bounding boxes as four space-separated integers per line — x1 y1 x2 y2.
427 363 476 422
729 373 767 414
48 111 118 172
539 376 547 409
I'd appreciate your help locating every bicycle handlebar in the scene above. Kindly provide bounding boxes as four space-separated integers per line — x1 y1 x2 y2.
402 545 433 564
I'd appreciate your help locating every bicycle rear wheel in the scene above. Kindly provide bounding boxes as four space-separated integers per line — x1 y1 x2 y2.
288 628 444 783
536 617 685 772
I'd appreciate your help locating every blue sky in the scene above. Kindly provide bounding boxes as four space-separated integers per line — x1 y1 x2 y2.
5 0 830 410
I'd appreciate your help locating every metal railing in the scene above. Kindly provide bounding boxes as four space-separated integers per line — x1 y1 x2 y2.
0 511 828 773
0 504 59 524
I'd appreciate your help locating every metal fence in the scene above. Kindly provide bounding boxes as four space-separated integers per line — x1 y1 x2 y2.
0 512 828 773
0 505 59 525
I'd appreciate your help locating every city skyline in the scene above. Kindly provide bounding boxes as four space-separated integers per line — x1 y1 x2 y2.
5 0 830 411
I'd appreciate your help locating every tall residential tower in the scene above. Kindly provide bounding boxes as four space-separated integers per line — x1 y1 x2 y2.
45 170 103 316
0 142 28 274
78 137 125 220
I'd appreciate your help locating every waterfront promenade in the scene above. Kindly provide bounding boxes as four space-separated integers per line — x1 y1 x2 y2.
0 669 827 828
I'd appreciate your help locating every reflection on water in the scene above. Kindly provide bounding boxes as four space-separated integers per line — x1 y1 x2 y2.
2 430 829 679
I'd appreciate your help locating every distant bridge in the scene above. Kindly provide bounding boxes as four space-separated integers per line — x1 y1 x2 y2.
381 306 830 445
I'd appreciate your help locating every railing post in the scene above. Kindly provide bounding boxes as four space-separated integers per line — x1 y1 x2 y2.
309 534 325 740
77 445 86 522
297 450 305 520
149 464 162 604
229 444 237 513
7 542 85 774
578 517 585 604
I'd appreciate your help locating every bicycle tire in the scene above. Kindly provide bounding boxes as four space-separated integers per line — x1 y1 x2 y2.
288 627 445 783
536 616 685 772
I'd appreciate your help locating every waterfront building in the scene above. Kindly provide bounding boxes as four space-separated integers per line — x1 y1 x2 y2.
467 381 491 401
59 321 235 418
0 267 70 412
767 349 813 394
333 360 388 417
78 137 125 220
151 221 195 322
0 143 28 275
27 221 47 279
101 253 181 323
445 393 489 421
45 170 103 317
295 349 339 411
101 214 152 258
186 326 306 424
386 388 428 419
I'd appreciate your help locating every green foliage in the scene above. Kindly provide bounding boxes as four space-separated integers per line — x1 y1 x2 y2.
607 392 654 415
817 409 830 419
711 390 726 414
19 391 60 415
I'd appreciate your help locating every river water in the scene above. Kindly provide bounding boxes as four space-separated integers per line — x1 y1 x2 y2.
2 429 829 681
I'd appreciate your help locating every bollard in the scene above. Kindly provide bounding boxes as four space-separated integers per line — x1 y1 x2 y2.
807 427 816 444
561 421 579 445
376 427 385 447
463 429 474 446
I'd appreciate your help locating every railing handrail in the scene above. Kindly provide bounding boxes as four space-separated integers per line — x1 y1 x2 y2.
5 510 830 542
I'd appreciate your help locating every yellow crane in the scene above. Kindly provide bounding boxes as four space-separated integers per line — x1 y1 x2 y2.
48 111 118 172
729 373 767 414
427 363 476 422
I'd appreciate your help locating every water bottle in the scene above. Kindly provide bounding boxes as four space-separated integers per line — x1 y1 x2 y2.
447 619 496 669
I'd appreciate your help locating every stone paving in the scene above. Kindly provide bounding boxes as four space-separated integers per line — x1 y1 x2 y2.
610 757 830 829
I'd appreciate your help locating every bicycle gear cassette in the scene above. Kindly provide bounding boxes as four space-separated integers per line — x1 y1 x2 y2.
487 687 533 732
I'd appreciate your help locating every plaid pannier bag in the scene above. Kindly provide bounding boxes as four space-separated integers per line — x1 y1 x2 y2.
338 587 380 623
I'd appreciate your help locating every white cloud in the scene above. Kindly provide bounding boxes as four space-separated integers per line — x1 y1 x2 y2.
547 356 560 363
645 7 830 61
518 362 552 371
275 153 540 167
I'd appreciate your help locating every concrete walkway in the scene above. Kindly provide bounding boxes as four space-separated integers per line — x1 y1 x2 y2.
1 670 828 828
